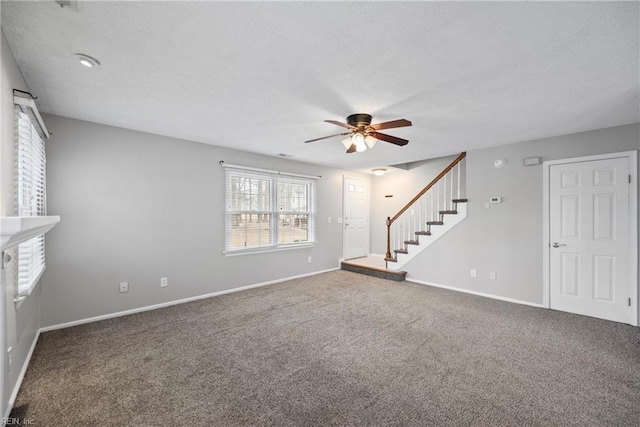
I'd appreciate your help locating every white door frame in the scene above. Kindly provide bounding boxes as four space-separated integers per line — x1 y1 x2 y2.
343 175 370 260
0 259 5 419
542 150 638 326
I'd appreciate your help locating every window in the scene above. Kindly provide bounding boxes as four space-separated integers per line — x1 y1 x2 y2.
224 166 316 253
14 107 47 298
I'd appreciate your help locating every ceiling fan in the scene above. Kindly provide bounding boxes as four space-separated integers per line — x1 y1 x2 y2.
304 113 412 153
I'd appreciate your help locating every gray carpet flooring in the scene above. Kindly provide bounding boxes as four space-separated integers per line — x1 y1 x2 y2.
12 271 640 426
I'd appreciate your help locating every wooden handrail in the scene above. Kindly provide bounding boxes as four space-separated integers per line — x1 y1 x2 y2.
385 152 466 259
390 152 466 224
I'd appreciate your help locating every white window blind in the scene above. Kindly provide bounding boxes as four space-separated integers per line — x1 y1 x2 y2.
16 111 46 216
224 166 316 253
15 108 47 297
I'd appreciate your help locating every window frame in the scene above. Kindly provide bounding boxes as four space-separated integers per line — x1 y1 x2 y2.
14 105 48 301
224 166 316 255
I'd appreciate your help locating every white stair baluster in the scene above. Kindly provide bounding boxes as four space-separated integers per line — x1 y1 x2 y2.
450 170 453 210
430 189 434 221
405 214 408 243
437 181 440 216
457 163 461 199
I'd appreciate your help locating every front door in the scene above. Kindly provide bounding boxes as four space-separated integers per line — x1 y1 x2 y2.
344 177 369 260
549 156 630 323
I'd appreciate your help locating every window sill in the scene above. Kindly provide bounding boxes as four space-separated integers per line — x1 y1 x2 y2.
14 267 44 308
224 242 316 257
0 215 60 251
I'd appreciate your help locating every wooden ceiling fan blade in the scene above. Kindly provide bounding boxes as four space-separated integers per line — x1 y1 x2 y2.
346 143 357 153
304 132 350 143
370 119 412 131
371 132 409 146
325 120 357 130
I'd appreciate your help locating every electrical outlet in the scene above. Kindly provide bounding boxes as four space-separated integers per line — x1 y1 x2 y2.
308 256 312 263
470 269 477 278
489 271 497 280
7 346 12 370
160 277 168 288
119 282 129 293
327 217 332 223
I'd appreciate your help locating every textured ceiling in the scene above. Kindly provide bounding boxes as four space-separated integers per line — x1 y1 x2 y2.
2 1 638 173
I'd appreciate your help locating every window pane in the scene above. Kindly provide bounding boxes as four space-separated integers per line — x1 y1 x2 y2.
229 213 272 249
278 214 309 244
278 181 308 212
230 176 271 211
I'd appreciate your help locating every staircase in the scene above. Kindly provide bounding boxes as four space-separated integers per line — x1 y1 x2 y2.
385 152 467 271
341 152 467 280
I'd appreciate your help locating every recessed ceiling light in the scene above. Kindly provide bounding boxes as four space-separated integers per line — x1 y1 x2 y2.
372 168 387 176
75 53 100 68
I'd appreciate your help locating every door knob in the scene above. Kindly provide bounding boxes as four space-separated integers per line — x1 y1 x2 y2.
552 242 567 248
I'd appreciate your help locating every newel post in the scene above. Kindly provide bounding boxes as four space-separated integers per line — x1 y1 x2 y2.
385 216 392 259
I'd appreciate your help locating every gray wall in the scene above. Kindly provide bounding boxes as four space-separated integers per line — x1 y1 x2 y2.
373 124 639 304
40 114 365 327
1 30 41 417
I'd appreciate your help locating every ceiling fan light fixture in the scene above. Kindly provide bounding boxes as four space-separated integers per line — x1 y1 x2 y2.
352 133 367 152
372 168 387 176
304 114 411 153
364 135 377 149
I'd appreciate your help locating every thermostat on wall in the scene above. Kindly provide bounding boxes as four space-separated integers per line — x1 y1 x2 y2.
489 196 502 204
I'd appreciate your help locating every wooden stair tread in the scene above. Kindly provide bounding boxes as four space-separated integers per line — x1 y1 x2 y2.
415 231 431 236
384 257 397 262
452 198 468 203
439 210 458 215
404 240 419 245
426 221 444 225
394 249 408 254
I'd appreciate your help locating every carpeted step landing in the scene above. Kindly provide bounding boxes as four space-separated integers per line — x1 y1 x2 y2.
340 261 406 281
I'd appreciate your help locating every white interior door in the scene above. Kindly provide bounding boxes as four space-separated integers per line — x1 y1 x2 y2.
344 177 369 260
549 157 630 323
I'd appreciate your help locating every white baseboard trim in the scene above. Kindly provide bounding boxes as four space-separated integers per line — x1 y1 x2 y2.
406 278 546 309
3 330 40 421
41 267 339 333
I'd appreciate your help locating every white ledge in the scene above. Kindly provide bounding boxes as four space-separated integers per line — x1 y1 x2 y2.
1 216 60 251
